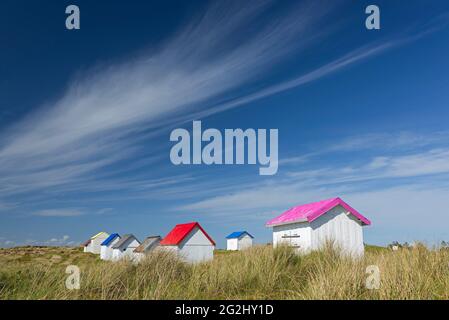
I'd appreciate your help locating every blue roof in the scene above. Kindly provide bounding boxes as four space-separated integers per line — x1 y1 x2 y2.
226 231 254 239
101 233 120 246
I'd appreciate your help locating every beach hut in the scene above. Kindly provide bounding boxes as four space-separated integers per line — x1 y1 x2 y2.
226 231 254 251
82 239 91 253
266 197 371 256
111 234 141 261
82 232 109 254
133 235 161 262
160 222 215 263
100 233 121 260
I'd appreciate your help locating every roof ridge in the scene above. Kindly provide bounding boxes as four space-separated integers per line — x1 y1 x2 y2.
160 221 215 246
226 231 254 239
91 231 108 239
266 197 371 227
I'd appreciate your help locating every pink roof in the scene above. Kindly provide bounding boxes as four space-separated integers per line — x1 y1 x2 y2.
266 197 371 227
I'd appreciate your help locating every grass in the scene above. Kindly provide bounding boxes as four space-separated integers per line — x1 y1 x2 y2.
0 244 448 299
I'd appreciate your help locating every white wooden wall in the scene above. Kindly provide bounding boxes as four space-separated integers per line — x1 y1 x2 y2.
90 233 109 254
228 234 253 250
100 237 120 260
238 235 252 250
310 205 364 256
273 222 312 252
227 238 238 250
122 239 140 260
112 239 140 261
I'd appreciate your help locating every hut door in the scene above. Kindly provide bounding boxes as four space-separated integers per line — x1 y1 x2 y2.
281 231 301 249
289 231 301 249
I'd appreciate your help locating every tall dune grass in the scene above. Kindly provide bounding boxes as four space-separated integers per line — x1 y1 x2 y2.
0 244 448 299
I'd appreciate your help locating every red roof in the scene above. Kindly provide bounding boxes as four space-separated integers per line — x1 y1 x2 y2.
160 222 215 246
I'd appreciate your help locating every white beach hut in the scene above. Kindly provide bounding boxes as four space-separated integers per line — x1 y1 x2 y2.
100 233 121 261
82 232 109 254
82 239 91 253
226 231 254 251
266 197 371 256
133 235 161 262
111 234 141 261
160 222 215 263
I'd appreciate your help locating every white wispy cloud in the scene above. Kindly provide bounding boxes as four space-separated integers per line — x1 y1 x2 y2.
344 186 449 243
280 131 449 166
0 235 73 247
0 1 334 200
95 208 114 215
33 209 84 217
366 149 449 178
45 235 71 246
0 240 16 248
327 131 449 153
0 1 445 213
286 148 449 185
177 131 449 245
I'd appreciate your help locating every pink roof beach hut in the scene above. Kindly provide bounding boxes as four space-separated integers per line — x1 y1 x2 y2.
266 197 371 256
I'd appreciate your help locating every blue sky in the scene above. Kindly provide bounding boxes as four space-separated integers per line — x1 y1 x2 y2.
1 0 449 248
